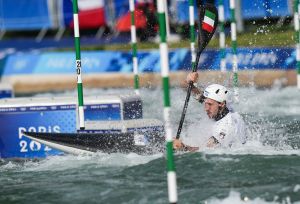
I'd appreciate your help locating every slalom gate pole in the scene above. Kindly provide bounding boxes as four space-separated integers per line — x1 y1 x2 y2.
294 0 300 89
72 0 85 130
218 0 226 72
156 0 178 203
230 0 239 102
189 0 196 68
129 0 140 94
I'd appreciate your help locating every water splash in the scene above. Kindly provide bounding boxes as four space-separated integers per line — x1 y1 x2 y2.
205 191 299 204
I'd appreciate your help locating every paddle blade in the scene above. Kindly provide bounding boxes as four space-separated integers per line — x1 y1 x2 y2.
198 4 218 53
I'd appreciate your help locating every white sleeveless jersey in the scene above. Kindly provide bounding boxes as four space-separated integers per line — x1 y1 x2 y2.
212 112 246 147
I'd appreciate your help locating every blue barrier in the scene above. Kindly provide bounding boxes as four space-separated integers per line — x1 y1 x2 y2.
60 0 73 27
242 0 268 19
114 0 130 18
0 0 53 30
0 0 292 32
1 48 297 75
243 0 291 19
175 0 291 23
176 1 192 24
268 0 291 17
0 94 144 158
0 103 122 158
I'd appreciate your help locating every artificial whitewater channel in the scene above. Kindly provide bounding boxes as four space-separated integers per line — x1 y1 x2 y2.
0 86 299 203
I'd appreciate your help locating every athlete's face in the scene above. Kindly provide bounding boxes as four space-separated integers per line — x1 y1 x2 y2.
204 98 225 119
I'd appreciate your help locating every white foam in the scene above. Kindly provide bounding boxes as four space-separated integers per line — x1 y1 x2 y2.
236 87 300 115
21 152 163 172
294 184 300 192
206 191 299 204
199 141 300 156
0 161 20 172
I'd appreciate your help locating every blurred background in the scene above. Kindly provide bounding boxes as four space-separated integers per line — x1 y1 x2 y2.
0 0 297 95
0 0 293 41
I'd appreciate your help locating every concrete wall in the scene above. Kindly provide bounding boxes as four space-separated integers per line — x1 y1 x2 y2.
4 70 297 94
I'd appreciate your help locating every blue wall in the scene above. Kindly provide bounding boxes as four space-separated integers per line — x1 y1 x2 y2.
176 0 291 23
1 48 296 76
0 0 292 31
0 0 53 30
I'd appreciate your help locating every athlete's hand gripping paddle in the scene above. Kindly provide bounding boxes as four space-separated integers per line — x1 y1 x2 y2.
176 4 218 139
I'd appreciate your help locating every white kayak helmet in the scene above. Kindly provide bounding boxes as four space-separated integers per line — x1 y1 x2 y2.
203 84 228 103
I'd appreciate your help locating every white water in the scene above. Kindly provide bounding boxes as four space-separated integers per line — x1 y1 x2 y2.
0 152 163 173
206 191 300 204
28 86 300 162
0 84 300 204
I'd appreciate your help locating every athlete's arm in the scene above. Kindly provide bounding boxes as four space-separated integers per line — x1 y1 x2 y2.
173 139 199 152
180 72 205 103
173 136 219 151
206 136 220 148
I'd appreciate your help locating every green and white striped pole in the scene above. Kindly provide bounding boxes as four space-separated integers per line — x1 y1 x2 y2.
72 0 85 130
189 0 196 68
219 0 226 72
294 0 300 89
157 0 178 203
230 0 239 101
129 0 140 94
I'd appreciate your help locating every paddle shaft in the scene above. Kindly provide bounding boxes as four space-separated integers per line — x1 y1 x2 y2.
175 3 219 140
176 48 203 139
